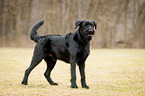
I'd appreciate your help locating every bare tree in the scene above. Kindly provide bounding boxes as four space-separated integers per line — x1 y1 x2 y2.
0 0 145 48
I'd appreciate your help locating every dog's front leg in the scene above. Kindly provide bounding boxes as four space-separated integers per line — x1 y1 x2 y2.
78 62 89 89
70 59 78 88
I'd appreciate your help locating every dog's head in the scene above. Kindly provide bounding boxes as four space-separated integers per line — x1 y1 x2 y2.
75 20 97 41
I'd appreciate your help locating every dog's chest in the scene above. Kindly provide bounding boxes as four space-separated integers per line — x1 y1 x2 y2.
76 46 90 62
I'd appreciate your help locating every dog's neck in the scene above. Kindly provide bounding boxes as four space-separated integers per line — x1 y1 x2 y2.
76 28 90 45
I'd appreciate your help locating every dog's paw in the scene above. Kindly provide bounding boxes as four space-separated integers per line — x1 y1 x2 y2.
82 85 89 89
51 82 58 85
21 81 28 85
71 85 78 88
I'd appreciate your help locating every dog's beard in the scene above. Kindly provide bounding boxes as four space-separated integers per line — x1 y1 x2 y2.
85 32 94 41
87 36 92 41
81 33 93 42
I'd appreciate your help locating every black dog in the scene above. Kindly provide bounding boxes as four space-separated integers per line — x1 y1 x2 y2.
22 20 97 89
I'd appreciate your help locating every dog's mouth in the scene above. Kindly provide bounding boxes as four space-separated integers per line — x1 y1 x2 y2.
87 33 94 37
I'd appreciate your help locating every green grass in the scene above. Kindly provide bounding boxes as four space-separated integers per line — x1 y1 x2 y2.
0 48 145 96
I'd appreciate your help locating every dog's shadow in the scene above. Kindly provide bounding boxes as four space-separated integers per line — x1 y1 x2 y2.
22 84 48 88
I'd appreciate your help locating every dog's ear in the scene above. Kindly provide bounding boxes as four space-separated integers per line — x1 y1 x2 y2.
92 21 97 29
75 20 83 29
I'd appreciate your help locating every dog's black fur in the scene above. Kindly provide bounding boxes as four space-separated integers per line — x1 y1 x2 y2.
22 20 97 89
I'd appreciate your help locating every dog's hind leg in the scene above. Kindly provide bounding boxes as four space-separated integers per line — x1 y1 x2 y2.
44 56 58 85
22 45 44 85
22 59 43 85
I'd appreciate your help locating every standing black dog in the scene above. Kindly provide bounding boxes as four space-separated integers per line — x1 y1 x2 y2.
22 20 97 89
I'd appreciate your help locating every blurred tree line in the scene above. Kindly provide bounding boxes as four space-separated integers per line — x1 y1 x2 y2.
0 0 145 48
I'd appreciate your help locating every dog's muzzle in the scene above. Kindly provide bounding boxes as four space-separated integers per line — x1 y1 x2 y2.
87 30 95 37
84 29 95 41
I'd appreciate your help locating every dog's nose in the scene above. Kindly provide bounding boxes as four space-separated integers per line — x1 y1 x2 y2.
89 30 94 33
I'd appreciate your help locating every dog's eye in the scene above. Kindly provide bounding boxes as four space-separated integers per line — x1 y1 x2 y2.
84 24 90 27
85 23 90 26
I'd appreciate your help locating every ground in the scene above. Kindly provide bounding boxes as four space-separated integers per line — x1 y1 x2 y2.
0 48 145 96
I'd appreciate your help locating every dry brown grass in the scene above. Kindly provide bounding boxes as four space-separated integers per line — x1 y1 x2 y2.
0 48 145 96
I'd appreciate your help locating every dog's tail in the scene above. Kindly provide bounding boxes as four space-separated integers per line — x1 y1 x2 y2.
30 20 45 43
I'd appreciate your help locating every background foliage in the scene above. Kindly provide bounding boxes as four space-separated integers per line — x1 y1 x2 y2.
0 0 145 48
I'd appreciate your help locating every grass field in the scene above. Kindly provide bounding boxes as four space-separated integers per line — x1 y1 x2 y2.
0 48 145 96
